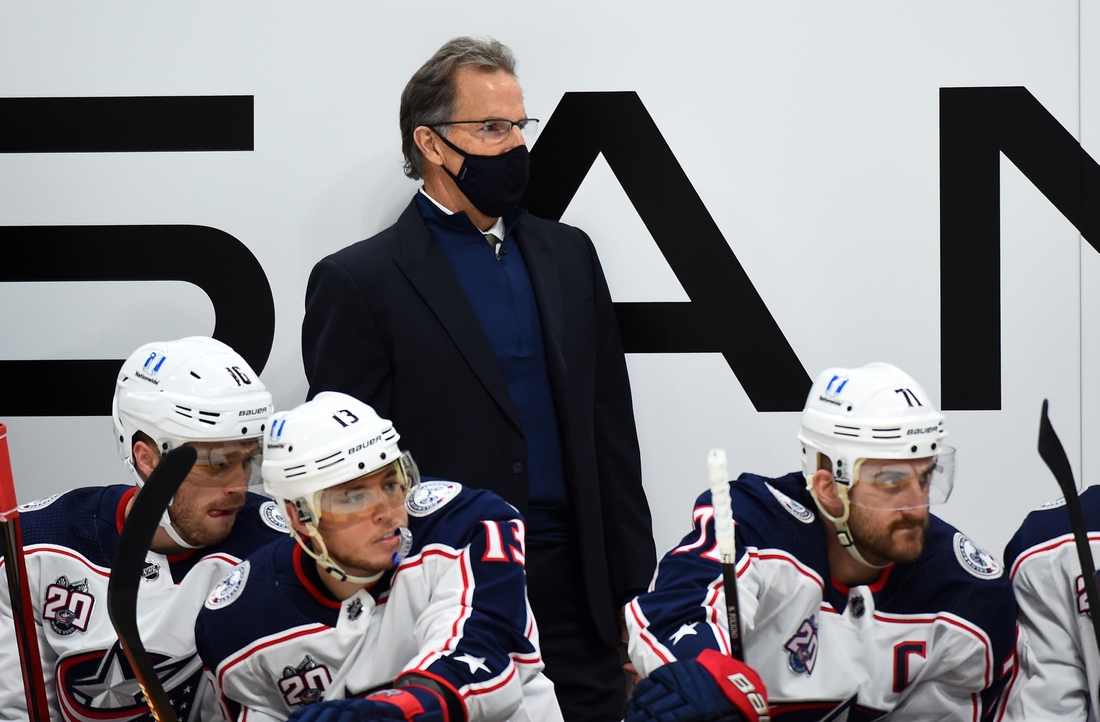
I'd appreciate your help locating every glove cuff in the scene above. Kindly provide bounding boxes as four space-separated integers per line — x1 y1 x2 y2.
695 649 770 722
365 685 445 722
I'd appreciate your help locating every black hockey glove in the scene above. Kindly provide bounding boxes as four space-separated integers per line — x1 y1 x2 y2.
286 686 446 722
626 649 770 722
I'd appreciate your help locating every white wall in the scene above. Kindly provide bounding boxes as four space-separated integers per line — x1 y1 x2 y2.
2 1 1097 560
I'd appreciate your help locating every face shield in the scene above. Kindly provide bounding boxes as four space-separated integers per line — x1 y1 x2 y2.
175 439 263 489
312 452 418 530
848 447 955 511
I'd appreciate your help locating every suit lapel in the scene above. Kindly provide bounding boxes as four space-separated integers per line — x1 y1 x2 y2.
514 220 567 391
392 200 522 432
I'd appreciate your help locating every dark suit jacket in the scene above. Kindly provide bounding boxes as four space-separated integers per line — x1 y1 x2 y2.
302 197 656 647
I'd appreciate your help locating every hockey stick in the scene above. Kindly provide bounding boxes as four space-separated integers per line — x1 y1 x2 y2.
815 692 858 722
1037 401 1100 661
107 444 197 722
708 448 744 661
0 424 51 720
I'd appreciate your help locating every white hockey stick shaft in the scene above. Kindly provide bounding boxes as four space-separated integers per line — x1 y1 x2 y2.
708 448 743 660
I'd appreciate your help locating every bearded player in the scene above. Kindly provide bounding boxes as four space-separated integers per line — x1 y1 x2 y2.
625 363 1021 721
0 336 286 721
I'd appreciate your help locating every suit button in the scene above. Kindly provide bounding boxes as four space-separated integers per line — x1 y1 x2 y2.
512 461 525 474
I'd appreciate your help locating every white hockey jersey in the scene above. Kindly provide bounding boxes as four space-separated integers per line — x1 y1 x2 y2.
0 485 287 722
1003 486 1100 722
626 473 1020 721
195 480 562 722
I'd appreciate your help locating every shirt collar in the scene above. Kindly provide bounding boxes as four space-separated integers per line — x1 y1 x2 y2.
419 187 507 240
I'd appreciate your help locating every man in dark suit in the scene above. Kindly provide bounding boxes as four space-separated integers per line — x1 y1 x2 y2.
301 37 656 721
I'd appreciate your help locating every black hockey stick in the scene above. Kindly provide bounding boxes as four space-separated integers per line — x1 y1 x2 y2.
107 445 197 722
708 449 744 661
816 692 858 722
1037 400 1100 660
0 424 51 720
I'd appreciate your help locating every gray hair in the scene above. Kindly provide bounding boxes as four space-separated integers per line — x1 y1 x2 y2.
399 37 517 180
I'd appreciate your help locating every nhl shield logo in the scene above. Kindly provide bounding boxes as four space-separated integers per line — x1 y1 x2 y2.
953 533 1002 579
407 481 462 517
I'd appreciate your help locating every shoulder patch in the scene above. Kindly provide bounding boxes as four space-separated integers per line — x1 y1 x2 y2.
206 561 250 610
1040 496 1067 510
260 500 289 532
18 494 62 512
765 483 815 524
407 481 463 517
953 533 1002 579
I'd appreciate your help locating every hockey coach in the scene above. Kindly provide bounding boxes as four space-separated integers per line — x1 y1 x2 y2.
624 363 1021 721
301 36 655 720
0 336 287 720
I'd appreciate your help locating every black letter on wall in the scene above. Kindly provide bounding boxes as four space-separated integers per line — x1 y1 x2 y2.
941 87 1100 410
523 91 810 412
0 96 273 416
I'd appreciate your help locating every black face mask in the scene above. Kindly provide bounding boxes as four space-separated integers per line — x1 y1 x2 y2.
436 133 530 218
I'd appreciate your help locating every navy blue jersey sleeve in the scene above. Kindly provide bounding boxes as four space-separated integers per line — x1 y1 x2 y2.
402 484 540 719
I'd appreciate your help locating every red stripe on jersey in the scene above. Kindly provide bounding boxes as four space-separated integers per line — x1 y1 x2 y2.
464 664 517 697
25 545 111 578
292 544 341 610
1009 532 1100 580
218 625 329 691
629 599 672 664
741 549 825 590
116 486 137 533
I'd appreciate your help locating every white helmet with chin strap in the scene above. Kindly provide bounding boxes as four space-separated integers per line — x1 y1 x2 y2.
262 391 417 585
798 362 954 568
113 336 273 549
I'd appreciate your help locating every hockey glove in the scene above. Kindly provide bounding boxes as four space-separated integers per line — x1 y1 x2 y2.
286 686 447 722
626 649 770 722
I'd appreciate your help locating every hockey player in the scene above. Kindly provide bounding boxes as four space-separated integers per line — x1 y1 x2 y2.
0 336 286 721
625 363 1020 721
1003 485 1100 720
195 391 561 722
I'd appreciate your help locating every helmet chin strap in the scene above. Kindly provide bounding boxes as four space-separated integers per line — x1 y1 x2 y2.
294 521 386 586
807 475 890 570
126 457 204 550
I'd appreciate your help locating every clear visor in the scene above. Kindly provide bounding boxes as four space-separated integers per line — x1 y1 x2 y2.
315 453 417 528
177 439 263 489
849 447 955 511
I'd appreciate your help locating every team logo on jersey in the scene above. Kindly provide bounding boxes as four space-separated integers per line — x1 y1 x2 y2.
953 533 1002 579
261 500 289 532
57 642 203 721
765 483 815 524
784 615 818 676
205 561 250 610
44 576 94 636
17 493 61 512
280 655 332 707
1040 496 1067 509
347 597 364 621
406 480 463 517
141 561 161 582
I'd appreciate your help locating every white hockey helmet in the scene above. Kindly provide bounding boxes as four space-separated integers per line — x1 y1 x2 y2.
113 336 272 466
112 336 273 548
262 391 417 583
798 363 955 565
